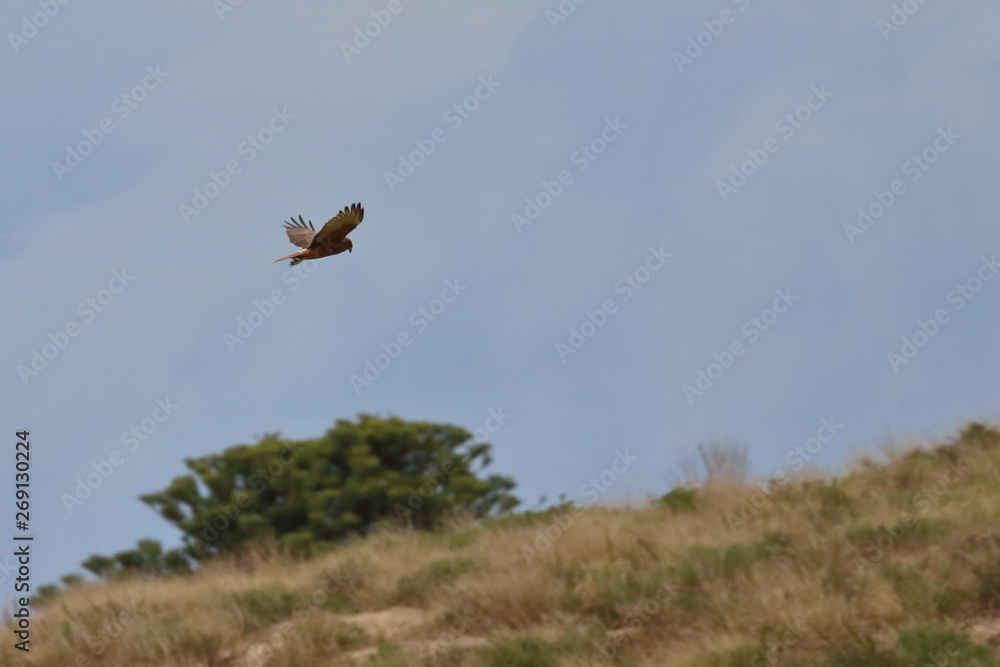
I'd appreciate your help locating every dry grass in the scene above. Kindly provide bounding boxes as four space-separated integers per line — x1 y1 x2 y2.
9 423 1000 666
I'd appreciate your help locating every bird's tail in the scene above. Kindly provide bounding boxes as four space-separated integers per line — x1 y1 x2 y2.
273 250 305 266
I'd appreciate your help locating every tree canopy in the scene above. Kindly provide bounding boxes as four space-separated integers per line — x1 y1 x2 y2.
137 414 519 560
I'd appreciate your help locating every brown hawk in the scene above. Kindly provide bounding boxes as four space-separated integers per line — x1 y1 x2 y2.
273 203 364 266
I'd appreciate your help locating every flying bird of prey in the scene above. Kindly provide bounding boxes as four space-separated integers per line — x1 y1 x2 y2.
273 202 364 267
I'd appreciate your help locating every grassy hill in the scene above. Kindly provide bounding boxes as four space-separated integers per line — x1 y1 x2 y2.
9 422 1000 666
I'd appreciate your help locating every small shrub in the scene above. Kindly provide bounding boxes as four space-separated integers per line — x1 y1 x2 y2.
881 565 935 615
956 422 1000 449
974 562 1000 608
583 565 677 624
697 644 763 666
817 483 854 522
333 622 369 650
760 532 791 550
445 529 479 550
660 487 697 513
898 626 995 666
934 585 977 617
847 517 947 551
314 560 367 612
687 533 788 580
823 631 906 667
171 629 225 660
823 626 996 667
697 441 749 482
33 584 60 606
132 616 227 663
367 643 407 666
395 558 479 603
664 564 706 611
482 636 555 667
221 585 304 631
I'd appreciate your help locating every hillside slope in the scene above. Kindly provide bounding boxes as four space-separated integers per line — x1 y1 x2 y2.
9 423 1000 667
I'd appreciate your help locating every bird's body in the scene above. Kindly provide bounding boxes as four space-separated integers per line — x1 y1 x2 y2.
273 202 364 266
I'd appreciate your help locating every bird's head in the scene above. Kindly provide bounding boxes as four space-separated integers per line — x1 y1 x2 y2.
345 239 354 253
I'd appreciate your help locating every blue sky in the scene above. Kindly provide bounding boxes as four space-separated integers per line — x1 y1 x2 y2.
2 0 999 593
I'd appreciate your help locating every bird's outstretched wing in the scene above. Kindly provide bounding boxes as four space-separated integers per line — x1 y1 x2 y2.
313 203 364 247
283 215 317 249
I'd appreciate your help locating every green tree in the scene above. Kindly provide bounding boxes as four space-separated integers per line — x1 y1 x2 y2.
139 414 519 559
80 539 192 579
